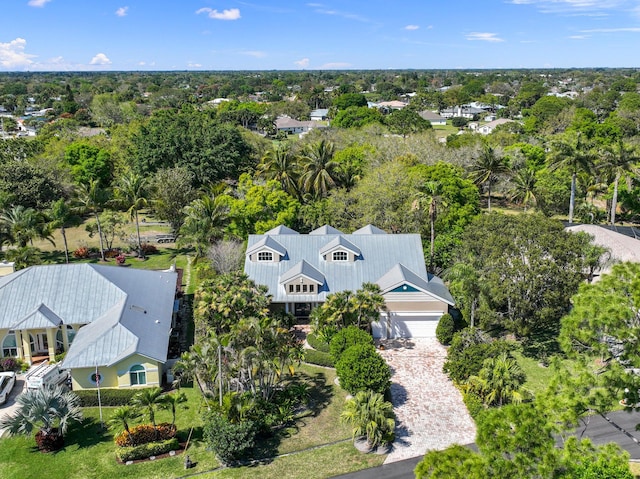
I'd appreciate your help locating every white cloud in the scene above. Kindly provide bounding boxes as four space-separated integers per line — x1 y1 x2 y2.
196 7 241 20
465 32 505 42
295 58 310 68
405 25 419 30
89 53 111 65
508 0 627 15
116 7 129 17
0 38 36 68
319 62 351 69
241 50 266 58
569 34 590 39
27 0 51 7
187 62 202 68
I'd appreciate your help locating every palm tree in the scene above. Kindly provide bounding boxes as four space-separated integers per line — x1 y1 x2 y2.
416 180 447 269
0 385 83 452
469 144 509 212
114 171 149 258
599 139 639 225
443 260 481 328
132 386 163 429
0 205 54 248
340 390 395 449
4 245 42 270
465 353 529 407
75 178 111 261
508 167 538 211
47 198 82 264
257 144 299 197
548 132 595 224
107 406 141 445
158 391 187 427
351 283 386 331
179 187 229 261
299 139 337 199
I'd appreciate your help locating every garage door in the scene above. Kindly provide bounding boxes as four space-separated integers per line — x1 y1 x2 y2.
388 313 441 339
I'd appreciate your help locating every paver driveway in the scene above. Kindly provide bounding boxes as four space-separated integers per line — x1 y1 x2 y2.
377 338 476 464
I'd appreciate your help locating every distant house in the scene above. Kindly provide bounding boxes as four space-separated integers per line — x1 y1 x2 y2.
376 100 408 111
0 264 178 390
310 109 329 121
244 224 454 339
418 110 447 126
440 105 486 119
477 118 515 135
275 116 326 135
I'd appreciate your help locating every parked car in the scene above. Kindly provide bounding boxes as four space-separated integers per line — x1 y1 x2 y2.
0 371 16 405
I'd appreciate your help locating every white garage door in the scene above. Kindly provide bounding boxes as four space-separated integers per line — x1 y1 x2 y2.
388 313 441 339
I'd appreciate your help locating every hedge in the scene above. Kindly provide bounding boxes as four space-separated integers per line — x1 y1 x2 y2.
329 326 373 363
436 313 455 345
303 349 334 368
306 332 330 353
335 344 391 395
116 438 180 462
75 388 149 407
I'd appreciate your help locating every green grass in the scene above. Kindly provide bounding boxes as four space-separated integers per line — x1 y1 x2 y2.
0 366 386 479
513 352 557 395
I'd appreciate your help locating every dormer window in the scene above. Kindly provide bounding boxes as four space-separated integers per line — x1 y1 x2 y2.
332 251 348 261
257 251 273 262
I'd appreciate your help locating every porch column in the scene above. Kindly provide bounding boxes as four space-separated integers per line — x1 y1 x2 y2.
61 325 70 352
20 329 32 365
46 328 56 361
14 329 24 360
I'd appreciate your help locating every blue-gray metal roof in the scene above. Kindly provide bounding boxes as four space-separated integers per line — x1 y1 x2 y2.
280 260 326 285
264 225 299 235
352 224 387 235
318 236 361 257
0 264 177 369
246 236 287 257
310 225 344 235
244 231 453 303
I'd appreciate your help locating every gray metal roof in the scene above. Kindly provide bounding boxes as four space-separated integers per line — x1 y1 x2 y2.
244 230 453 304
280 260 326 285
352 224 387 235
0 264 177 369
310 225 344 235
264 225 299 235
377 264 454 305
246 236 287 257
318 236 361 257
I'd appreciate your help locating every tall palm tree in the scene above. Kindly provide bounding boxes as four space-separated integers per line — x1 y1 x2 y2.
469 144 509 212
299 139 337 199
158 391 187 427
416 180 447 269
508 167 538 211
114 171 149 258
107 406 141 444
131 386 163 429
47 198 82 264
443 260 481 328
4 246 42 270
599 139 639 225
257 144 299 197
179 186 229 261
548 132 595 224
75 178 111 261
0 385 83 451
0 205 54 248
340 390 395 448
351 283 386 331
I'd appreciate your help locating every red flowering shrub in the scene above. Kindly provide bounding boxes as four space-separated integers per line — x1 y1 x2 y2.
73 247 89 259
114 423 176 447
116 254 126 265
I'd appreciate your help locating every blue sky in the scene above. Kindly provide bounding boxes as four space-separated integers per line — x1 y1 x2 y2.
1 0 640 71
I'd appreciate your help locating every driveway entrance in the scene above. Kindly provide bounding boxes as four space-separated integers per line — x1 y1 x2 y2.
377 338 476 464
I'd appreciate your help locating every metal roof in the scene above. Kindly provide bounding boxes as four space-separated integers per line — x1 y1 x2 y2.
244 230 453 304
264 225 299 235
279 260 326 285
318 236 361 257
352 224 387 235
246 236 288 257
310 225 344 235
0 264 177 369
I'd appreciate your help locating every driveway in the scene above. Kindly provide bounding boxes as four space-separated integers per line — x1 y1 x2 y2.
377 338 476 464
0 375 24 437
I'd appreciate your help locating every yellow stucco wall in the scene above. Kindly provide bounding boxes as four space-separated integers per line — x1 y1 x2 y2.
71 355 162 390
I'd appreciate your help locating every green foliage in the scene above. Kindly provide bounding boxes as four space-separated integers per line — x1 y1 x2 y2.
462 392 486 420
63 142 112 187
335 344 391 395
340 390 395 447
331 106 383 129
115 438 179 462
451 117 468 128
203 411 257 465
464 353 529 407
329 325 374 363
311 283 386 332
332 93 368 110
306 332 330 352
435 313 455 345
303 349 334 367
75 387 143 407
415 444 485 478
384 108 432 137
0 160 65 210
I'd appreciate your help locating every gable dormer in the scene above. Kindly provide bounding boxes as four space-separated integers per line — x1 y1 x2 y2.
309 225 344 235
319 236 361 262
279 260 325 295
246 236 287 263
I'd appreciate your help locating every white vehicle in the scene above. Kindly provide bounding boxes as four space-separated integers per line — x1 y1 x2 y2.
0 371 16 404
24 362 69 391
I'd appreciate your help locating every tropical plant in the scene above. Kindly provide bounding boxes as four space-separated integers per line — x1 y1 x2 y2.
107 405 142 445
468 144 509 211
47 198 82 263
298 139 337 199
0 205 54 248
416 180 447 268
508 167 538 210
75 178 111 261
340 390 395 448
4 246 43 270
598 139 639 225
257 143 299 197
0 385 83 452
158 391 187 427
131 387 163 429
464 353 529 407
114 170 149 258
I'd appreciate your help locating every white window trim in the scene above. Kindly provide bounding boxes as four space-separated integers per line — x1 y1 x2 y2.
257 251 274 262
332 250 349 261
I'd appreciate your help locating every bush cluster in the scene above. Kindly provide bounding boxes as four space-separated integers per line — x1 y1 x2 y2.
0 357 21 372
306 332 330 353
303 349 334 367
75 388 145 407
436 313 456 345
329 326 373 363
140 243 158 255
203 411 257 465
114 423 176 447
335 344 391 395
73 246 89 259
116 438 180 462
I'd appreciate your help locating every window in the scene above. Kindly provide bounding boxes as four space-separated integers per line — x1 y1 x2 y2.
309 284 315 293
89 371 103 385
295 284 301 293
129 364 147 385
302 284 308 293
289 284 294 293
56 325 76 351
332 251 348 261
257 251 273 262
2 333 17 357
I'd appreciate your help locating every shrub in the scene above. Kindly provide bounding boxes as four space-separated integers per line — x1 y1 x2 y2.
336 344 391 395
463 391 486 420
329 326 373 363
203 411 257 465
114 423 176 447
104 249 121 259
436 313 456 345
306 332 330 353
303 349 334 367
73 246 89 259
75 388 144 407
116 438 180 462
0 357 20 372
140 243 158 255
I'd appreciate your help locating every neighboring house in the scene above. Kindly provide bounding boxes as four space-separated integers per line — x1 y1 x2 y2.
0 264 178 390
244 225 454 339
477 118 515 135
275 116 326 135
310 109 329 121
440 105 486 119
418 110 447 126
376 100 408 111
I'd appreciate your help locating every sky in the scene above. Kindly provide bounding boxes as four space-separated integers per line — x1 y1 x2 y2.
1 0 640 71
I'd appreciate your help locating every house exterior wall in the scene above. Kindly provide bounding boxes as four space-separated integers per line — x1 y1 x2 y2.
282 278 319 295
383 292 448 314
70 355 162 390
323 250 357 262
249 251 281 263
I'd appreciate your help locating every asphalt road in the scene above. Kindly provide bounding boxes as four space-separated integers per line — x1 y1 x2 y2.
332 411 640 479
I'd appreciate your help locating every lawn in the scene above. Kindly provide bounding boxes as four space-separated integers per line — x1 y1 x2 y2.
0 365 386 479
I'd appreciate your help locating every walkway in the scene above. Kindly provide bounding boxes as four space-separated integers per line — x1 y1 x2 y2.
377 338 476 464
